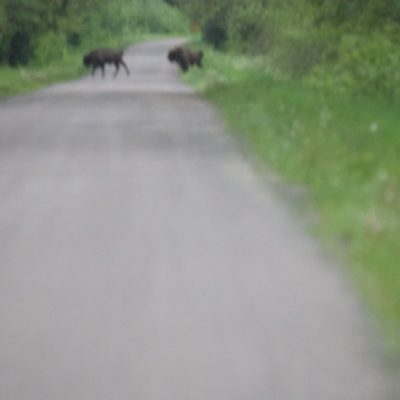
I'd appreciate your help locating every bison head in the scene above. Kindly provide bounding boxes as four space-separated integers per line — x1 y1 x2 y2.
168 48 179 62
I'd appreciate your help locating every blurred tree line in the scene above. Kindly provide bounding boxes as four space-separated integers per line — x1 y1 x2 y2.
0 0 186 66
167 0 400 98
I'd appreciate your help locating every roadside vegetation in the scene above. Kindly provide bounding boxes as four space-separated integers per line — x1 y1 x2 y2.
0 0 187 98
2 0 399 349
169 0 400 348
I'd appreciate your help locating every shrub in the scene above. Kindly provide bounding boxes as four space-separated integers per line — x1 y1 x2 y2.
8 31 33 66
226 3 274 55
270 28 337 78
34 32 67 66
308 32 400 98
203 17 227 50
0 3 6 62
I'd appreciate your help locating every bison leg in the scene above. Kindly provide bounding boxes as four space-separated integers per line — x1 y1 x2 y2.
179 59 189 72
114 61 120 77
120 60 130 76
101 64 105 78
91 65 96 76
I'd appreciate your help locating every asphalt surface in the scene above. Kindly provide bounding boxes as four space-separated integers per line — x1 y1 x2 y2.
0 39 393 399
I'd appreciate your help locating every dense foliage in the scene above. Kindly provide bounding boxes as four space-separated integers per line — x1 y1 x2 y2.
170 0 400 98
0 0 186 66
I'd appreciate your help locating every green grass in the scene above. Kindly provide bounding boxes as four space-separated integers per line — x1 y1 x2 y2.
184 46 400 349
0 53 84 99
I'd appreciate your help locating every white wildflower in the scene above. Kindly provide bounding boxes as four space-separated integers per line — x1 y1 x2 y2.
369 122 379 133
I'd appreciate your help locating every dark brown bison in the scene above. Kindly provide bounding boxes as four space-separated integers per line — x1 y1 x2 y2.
167 47 203 72
83 48 130 77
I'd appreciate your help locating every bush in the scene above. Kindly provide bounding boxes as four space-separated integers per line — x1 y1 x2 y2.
271 29 336 77
226 3 274 55
34 32 67 66
203 17 227 50
308 32 400 98
0 3 6 62
8 31 33 66
135 0 187 33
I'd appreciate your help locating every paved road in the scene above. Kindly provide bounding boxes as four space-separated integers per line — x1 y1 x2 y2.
0 39 393 399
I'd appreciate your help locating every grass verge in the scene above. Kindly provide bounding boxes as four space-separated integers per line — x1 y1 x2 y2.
0 54 84 99
184 46 400 350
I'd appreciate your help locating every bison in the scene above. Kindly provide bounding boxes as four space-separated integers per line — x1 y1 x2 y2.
167 47 203 72
83 48 130 77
